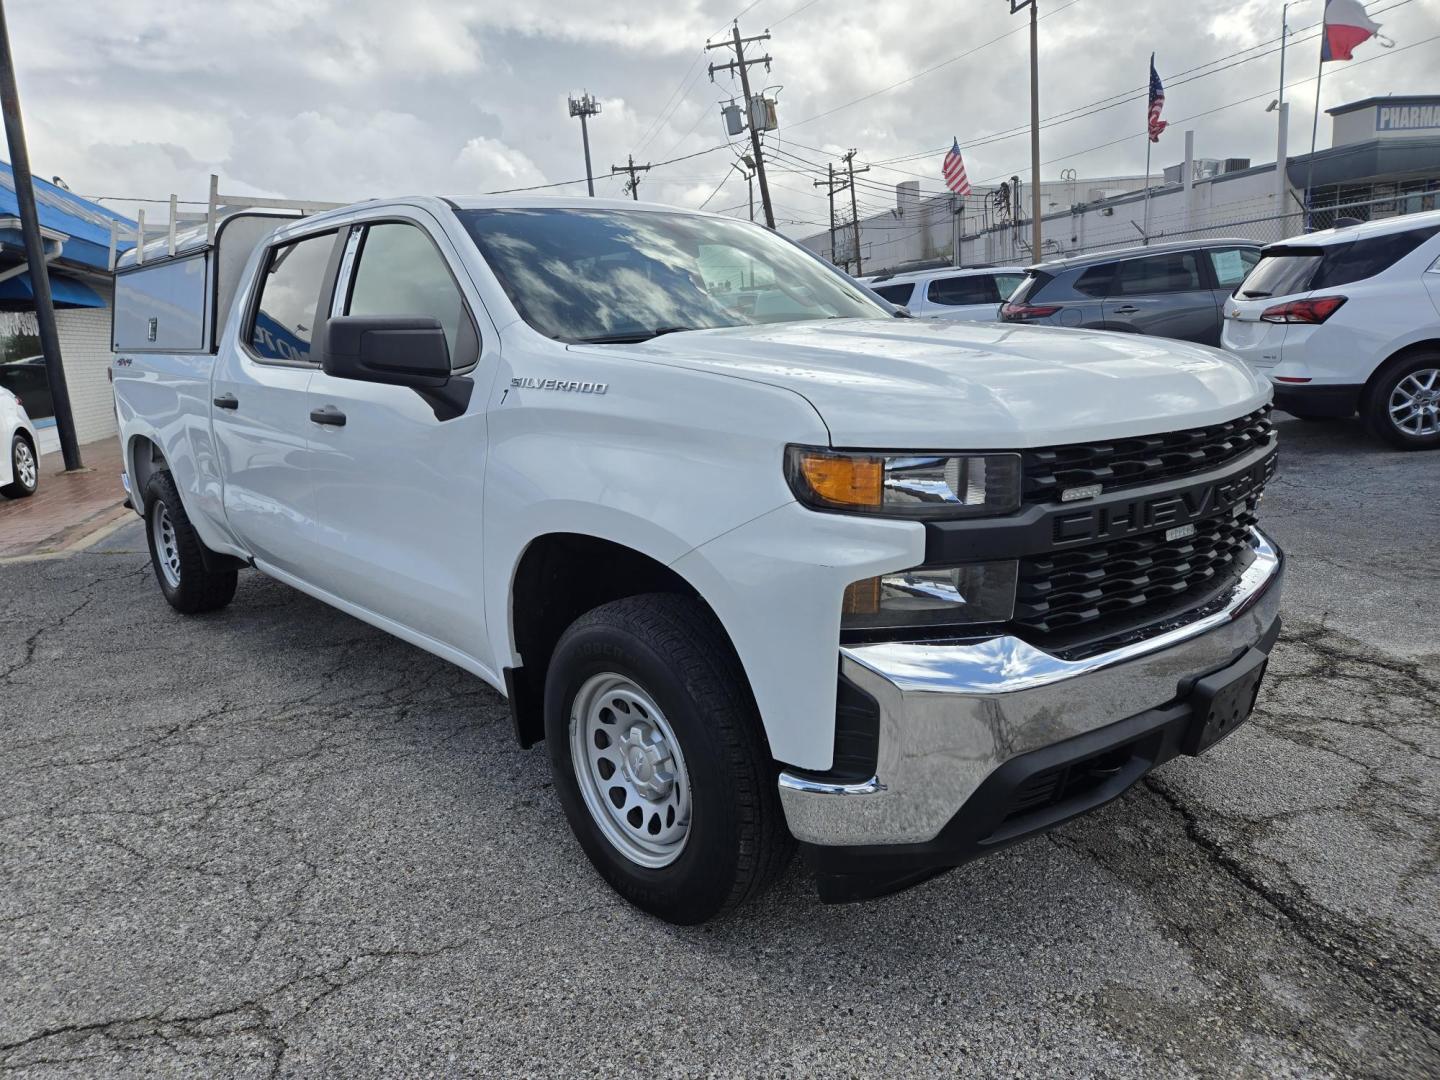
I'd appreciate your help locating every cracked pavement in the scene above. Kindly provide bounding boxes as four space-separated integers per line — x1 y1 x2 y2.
1 415 1437 1077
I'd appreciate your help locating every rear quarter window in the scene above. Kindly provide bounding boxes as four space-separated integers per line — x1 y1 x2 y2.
1312 225 1440 288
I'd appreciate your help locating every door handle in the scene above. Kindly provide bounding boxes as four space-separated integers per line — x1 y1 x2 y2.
1111 305 1140 314
213 394 239 410
310 405 347 427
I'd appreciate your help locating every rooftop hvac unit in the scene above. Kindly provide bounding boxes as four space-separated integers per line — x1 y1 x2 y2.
722 102 745 136
1223 157 1252 173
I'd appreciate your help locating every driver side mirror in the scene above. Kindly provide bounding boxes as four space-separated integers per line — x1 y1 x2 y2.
319 316 450 389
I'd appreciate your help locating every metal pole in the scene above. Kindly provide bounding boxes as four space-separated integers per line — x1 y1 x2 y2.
1028 0 1042 260
1142 53 1154 246
748 174 754 222
0 0 81 470
1276 101 1291 234
580 113 595 197
1305 43 1324 230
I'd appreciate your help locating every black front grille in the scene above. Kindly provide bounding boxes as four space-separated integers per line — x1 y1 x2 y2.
1013 509 1259 638
1021 406 1274 504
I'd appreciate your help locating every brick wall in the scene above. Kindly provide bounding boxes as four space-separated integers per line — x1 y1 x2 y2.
55 299 117 447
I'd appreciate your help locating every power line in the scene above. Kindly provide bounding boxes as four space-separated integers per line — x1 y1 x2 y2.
787 0 1084 130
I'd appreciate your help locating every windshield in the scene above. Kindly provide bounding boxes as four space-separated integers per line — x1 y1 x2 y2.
455 208 887 342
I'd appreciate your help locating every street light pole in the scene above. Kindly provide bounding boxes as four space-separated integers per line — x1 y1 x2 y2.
0 0 81 470
1008 0 1044 261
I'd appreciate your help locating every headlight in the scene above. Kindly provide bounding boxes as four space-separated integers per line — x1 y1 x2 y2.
842 562 1018 631
786 445 1021 519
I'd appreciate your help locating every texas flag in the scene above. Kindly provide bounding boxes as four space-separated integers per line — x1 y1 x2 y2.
1321 0 1381 61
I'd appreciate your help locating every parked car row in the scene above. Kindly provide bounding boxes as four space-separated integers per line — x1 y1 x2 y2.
864 208 1440 449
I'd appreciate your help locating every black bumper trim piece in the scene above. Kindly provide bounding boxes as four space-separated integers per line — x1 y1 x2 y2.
1271 383 1362 419
802 613 1283 904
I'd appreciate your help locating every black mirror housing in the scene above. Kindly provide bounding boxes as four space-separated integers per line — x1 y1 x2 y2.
320 316 451 388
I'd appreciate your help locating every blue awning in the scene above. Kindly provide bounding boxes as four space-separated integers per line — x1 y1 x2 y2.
0 272 105 307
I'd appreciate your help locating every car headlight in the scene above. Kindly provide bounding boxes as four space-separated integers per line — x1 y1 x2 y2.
842 562 1018 631
785 446 1021 519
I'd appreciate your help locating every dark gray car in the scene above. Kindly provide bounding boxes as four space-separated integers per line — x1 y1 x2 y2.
1000 239 1261 346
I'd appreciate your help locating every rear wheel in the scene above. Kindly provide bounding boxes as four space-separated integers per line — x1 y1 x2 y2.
1 433 37 497
544 594 792 924
1364 351 1440 450
143 471 238 613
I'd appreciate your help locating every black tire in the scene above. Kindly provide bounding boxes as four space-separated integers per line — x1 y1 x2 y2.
544 594 792 924
1 432 37 498
143 471 238 614
1362 349 1440 450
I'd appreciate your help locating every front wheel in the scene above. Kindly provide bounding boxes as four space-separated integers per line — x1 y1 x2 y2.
1364 351 1440 450
143 471 238 614
544 594 792 924
1 433 37 497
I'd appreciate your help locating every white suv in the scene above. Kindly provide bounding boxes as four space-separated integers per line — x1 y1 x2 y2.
867 265 1026 322
1221 210 1440 449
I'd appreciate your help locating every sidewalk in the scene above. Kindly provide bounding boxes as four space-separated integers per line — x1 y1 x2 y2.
0 438 132 560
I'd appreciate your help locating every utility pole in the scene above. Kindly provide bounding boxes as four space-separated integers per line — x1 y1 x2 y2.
0 0 81 470
708 23 776 229
813 163 848 267
1006 0 1044 260
610 154 651 200
568 92 601 197
843 149 869 276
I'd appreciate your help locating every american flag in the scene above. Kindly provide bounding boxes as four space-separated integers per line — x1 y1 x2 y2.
942 139 972 196
1148 54 1168 143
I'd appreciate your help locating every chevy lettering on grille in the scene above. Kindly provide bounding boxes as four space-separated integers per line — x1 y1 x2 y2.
1051 451 1274 546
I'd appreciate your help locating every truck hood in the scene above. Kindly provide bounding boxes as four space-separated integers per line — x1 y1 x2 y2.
595 318 1270 448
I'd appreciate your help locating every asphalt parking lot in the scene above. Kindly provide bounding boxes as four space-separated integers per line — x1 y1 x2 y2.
2 414 1437 1078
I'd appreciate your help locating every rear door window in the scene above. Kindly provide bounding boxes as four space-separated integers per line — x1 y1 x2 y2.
1208 247 1261 290
346 223 477 371
1073 264 1116 298
1112 252 1204 295
927 274 999 306
249 233 337 362
872 282 916 305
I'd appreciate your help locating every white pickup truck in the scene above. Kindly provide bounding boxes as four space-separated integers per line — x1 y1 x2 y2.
111 196 1284 924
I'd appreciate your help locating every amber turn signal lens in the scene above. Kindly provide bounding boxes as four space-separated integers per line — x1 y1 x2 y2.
796 452 883 509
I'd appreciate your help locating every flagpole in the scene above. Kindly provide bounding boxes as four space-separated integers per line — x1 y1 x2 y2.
1142 52 1154 245
1305 39 1325 231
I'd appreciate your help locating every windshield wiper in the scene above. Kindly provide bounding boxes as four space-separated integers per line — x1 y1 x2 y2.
1239 290 1272 298
574 325 702 344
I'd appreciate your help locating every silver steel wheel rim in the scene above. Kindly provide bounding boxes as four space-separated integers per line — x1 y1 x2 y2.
569 672 691 868
152 503 182 588
1389 367 1440 437
14 440 35 488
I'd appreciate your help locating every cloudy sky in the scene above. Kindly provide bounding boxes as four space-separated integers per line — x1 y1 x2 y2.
11 0 1438 237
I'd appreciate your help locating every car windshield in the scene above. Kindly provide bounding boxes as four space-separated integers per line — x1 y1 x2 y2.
1238 247 1323 299
455 207 887 342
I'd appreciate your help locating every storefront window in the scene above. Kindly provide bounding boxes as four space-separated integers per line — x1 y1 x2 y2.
0 312 51 421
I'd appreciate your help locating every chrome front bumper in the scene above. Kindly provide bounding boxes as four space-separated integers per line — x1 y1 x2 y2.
778 528 1284 847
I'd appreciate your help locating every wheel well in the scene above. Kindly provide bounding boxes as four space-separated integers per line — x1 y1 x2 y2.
1362 339 1440 404
13 426 35 454
506 533 716 748
128 436 167 510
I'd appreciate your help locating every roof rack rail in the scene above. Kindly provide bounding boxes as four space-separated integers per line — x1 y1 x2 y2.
109 173 344 269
